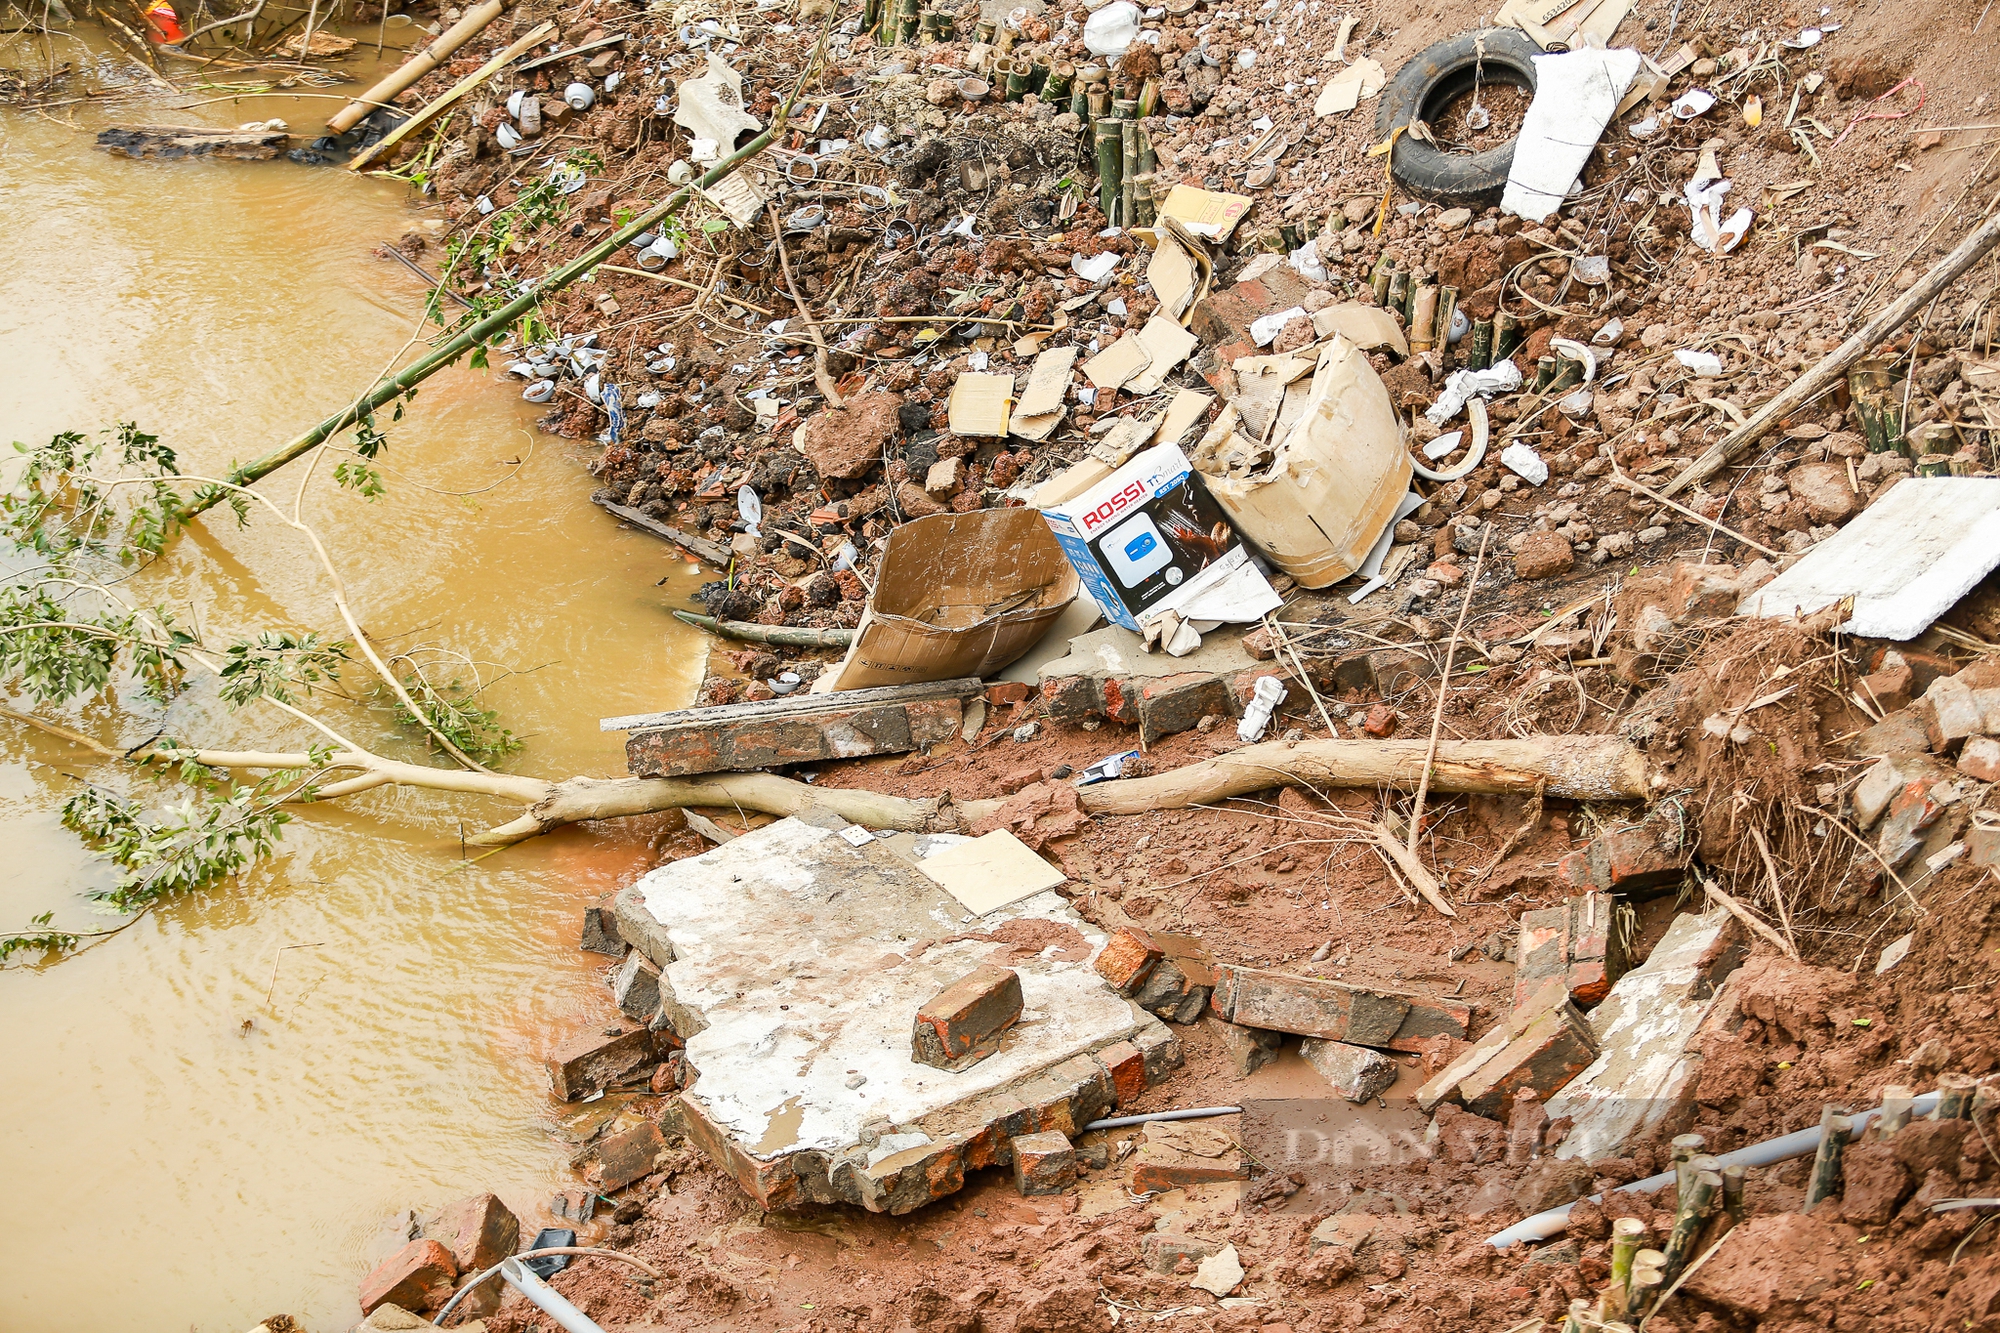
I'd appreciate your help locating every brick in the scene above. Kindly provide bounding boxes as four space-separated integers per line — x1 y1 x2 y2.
580 900 627 956
1559 822 1690 895
1667 560 1739 620
1093 927 1162 994
611 949 661 1021
1386 994 1472 1051
1856 664 1914 715
1300 1038 1399 1102
1416 979 1598 1116
1010 1131 1078 1195
429 1193 520 1275
1190 267 1314 387
1141 1233 1224 1273
1972 820 2000 868
1878 782 1947 868
1512 891 1626 1011
912 964 1023 1071
590 1121 667 1192
1514 531 1574 581
1095 1038 1149 1106
1850 707 1933 759
986 679 1033 706
359 1240 457 1316
1852 755 1947 828
1242 626 1279 661
1209 965 1413 1047
1215 1019 1283 1077
1133 1019 1184 1085
1139 672 1235 743
1128 1117 1251 1192
618 677 979 777
1960 736 2000 783
1919 673 1985 754
551 1187 596 1223
1133 932 1216 1023
547 1027 660 1101
1040 669 1103 723
1362 647 1435 697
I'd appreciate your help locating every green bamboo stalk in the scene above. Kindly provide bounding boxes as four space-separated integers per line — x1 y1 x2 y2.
1094 116 1123 220
1936 1073 1977 1120
1662 1169 1720 1276
188 126 784 517
1468 317 1494 370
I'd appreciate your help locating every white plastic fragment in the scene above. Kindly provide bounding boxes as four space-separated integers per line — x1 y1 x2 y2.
1423 430 1464 460
1426 360 1523 426
1083 0 1141 56
1675 349 1724 376
1250 306 1307 346
1685 167 1752 254
1237 674 1288 742
1672 88 1716 119
737 485 762 536
1072 251 1121 283
1500 442 1549 486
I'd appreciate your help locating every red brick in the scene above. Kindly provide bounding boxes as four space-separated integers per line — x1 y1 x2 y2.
1190 267 1313 361
622 682 973 777
1919 673 1985 754
1416 979 1597 1117
1512 891 1625 1011
1362 703 1397 737
1128 1118 1251 1192
1040 671 1102 722
1095 1038 1148 1105
1856 664 1914 715
430 1193 520 1275
1011 1131 1078 1195
1668 561 1739 620
1242 626 1279 660
1094 927 1162 994
546 1026 660 1101
1101 675 1139 724
912 964 1023 1071
359 1240 457 1316
1139 671 1235 743
1133 932 1217 1023
1210 965 1413 1046
590 1121 668 1192
986 680 1033 706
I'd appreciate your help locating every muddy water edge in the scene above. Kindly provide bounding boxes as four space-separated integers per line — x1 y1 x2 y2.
0 25 706 1331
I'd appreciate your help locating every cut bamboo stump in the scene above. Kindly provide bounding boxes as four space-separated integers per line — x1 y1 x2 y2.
96 124 288 160
1803 1105 1852 1213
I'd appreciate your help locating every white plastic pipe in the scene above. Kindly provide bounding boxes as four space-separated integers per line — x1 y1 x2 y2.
1484 1089 1943 1248
1083 1106 1242 1132
499 1257 607 1333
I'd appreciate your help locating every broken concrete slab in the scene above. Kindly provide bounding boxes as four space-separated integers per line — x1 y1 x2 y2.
1300 1038 1399 1103
608 677 983 777
1737 477 2000 640
1210 965 1468 1050
1415 980 1599 1118
614 817 1178 1213
1546 907 1745 1163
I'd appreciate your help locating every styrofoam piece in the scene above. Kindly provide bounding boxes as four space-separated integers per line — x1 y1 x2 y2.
1500 48 1643 223
1736 478 2000 640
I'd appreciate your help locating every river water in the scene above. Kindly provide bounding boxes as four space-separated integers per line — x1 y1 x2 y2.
0 25 704 1330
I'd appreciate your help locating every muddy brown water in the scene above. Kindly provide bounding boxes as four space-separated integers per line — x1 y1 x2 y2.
0 26 704 1331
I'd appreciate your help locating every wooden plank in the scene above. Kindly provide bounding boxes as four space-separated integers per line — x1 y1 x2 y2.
347 20 557 172
591 492 733 567
609 678 986 778
516 31 627 71
96 125 288 161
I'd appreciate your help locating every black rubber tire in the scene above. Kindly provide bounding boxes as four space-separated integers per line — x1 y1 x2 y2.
1374 28 1541 211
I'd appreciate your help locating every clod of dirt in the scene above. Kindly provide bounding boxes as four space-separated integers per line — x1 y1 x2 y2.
800 390 903 479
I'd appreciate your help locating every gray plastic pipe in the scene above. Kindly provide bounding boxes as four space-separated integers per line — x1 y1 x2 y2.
1083 1106 1242 1132
500 1257 606 1333
1484 1089 1943 1248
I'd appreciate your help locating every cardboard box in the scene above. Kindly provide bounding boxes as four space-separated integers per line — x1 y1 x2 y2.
1037 444 1279 633
822 510 1079 691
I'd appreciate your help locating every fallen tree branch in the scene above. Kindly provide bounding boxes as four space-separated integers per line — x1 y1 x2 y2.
1702 877 1799 960
1662 203 2000 497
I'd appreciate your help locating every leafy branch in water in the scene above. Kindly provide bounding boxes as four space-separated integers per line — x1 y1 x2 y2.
388 644 522 761
0 913 82 964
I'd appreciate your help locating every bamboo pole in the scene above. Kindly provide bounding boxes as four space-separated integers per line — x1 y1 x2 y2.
346 19 556 171
184 127 781 516
326 0 504 134
1661 204 2000 497
1803 1106 1851 1213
